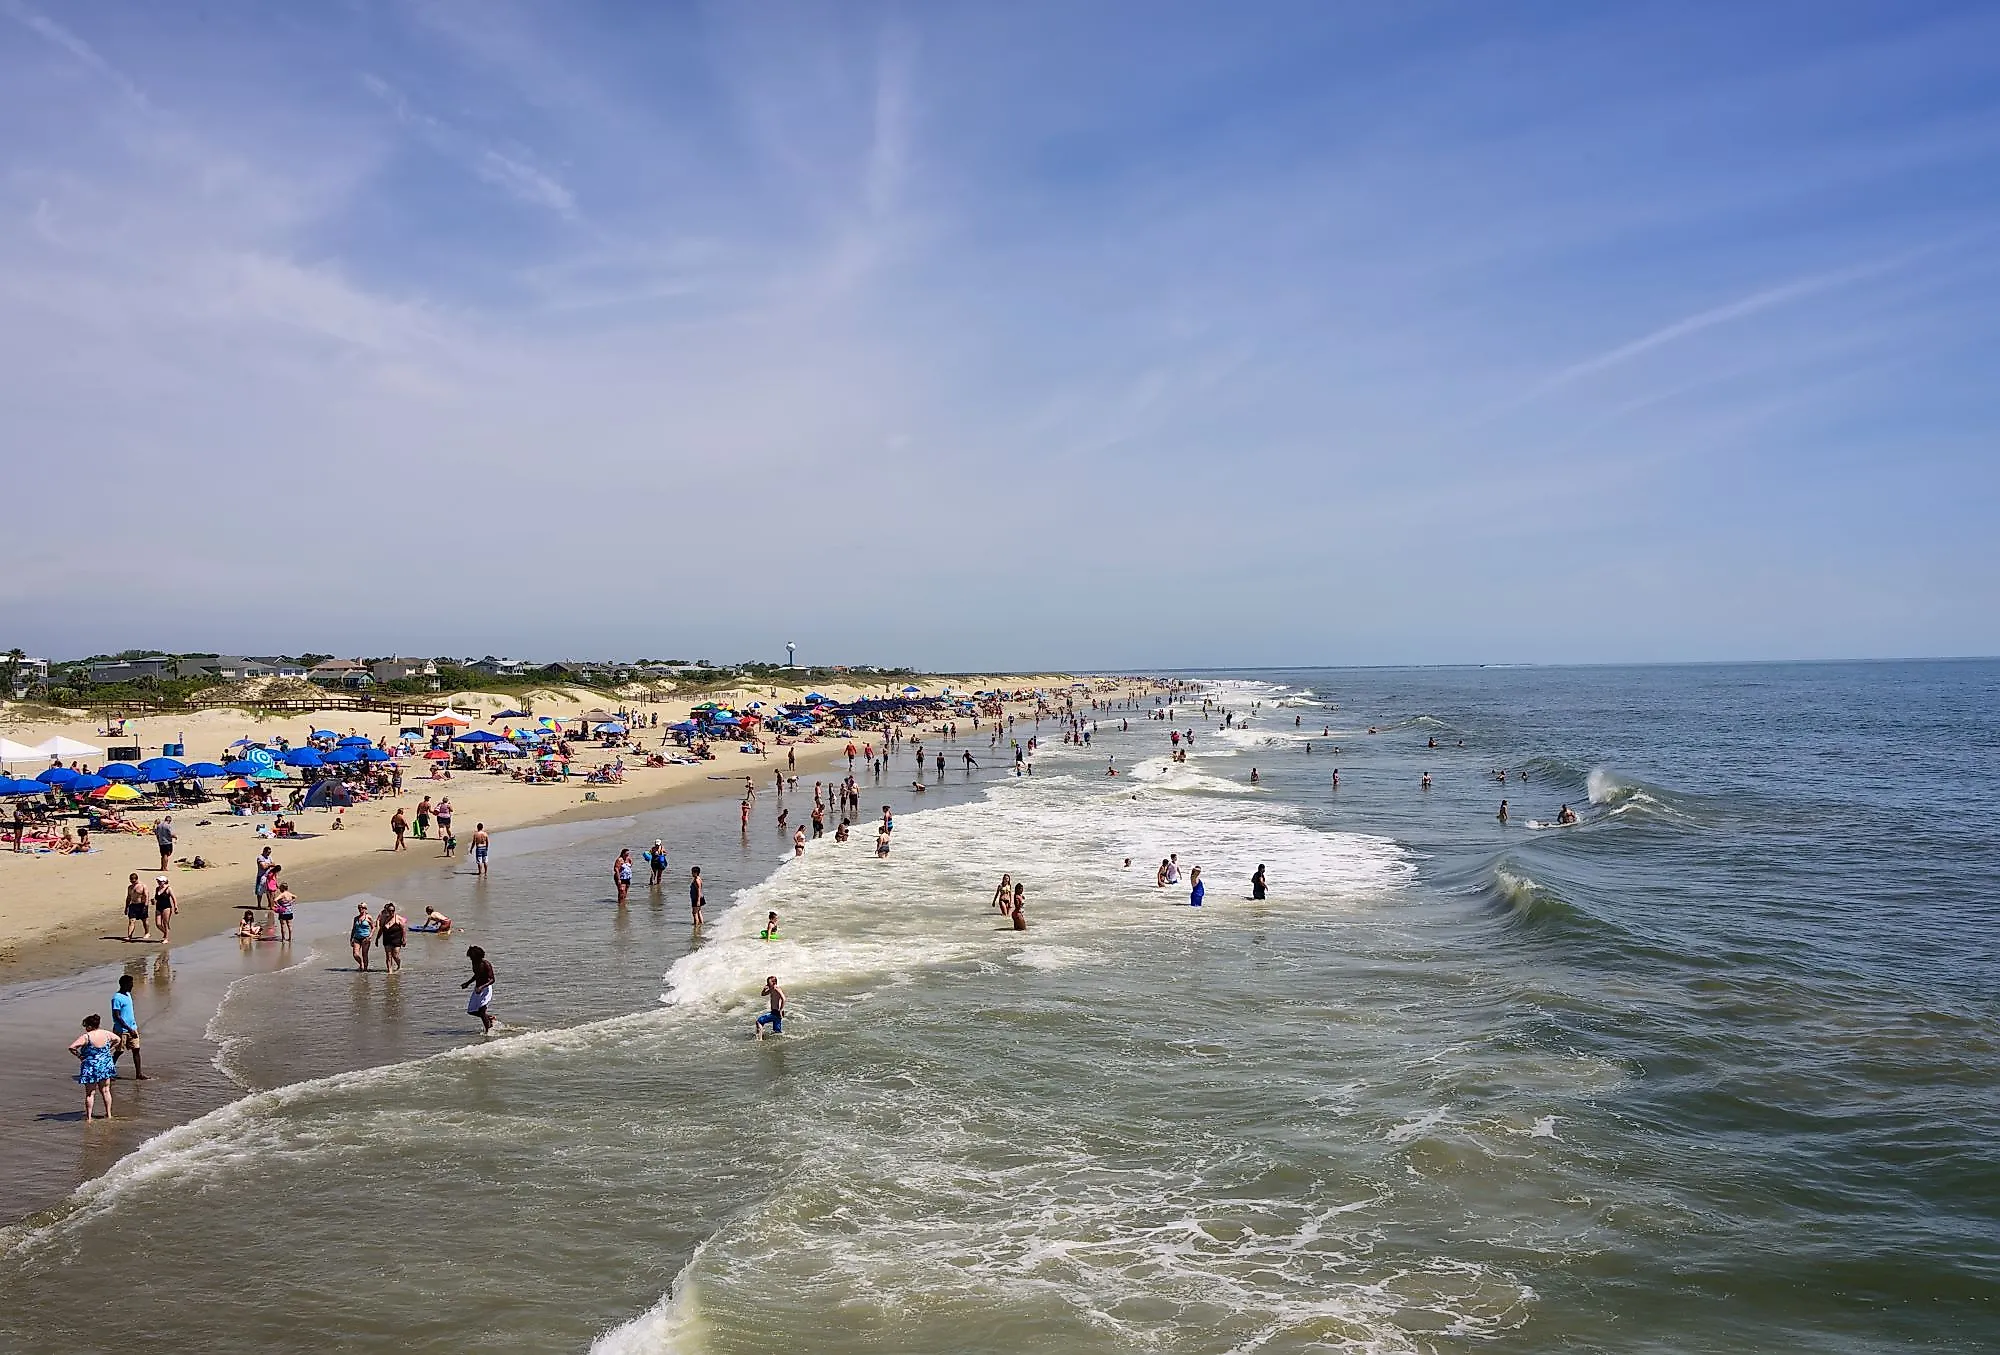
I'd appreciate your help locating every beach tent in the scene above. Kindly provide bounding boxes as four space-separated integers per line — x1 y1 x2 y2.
98 762 141 781
282 748 325 767
454 730 508 744
427 711 472 728
667 721 699 733
33 736 103 760
302 780 354 808
491 710 529 721
0 737 43 763
36 766 81 786
901 685 922 695
185 762 228 778
804 692 828 703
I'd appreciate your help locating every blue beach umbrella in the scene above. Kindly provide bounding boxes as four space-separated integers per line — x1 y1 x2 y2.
69 773 110 793
222 759 263 776
185 762 228 778
337 735 372 747
454 730 508 744
323 748 362 764
360 748 392 762
35 767 80 786
282 747 325 767
667 721 698 733
599 723 627 735
0 777 48 795
138 757 187 778
491 710 529 721
226 737 259 749
99 762 141 781
310 729 337 740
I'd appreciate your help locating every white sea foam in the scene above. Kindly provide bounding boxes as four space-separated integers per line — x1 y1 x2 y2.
592 1240 710 1355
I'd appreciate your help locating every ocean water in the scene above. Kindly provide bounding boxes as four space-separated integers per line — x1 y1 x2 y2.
3 662 1997 1353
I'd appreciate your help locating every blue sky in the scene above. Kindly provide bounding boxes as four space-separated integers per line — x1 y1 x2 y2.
3 1 1996 669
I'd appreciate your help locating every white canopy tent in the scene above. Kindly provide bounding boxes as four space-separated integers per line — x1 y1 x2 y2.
0 737 43 763
32 736 104 760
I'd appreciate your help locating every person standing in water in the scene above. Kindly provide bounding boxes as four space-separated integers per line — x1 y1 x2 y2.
472 823 490 877
349 903 375 970
760 911 780 940
110 974 148 1081
648 840 669 887
755 976 785 1037
71 1015 120 1121
613 848 633 905
378 903 408 973
1251 865 1266 900
1189 867 1205 907
461 946 496 1034
1497 800 1510 824
991 872 1013 913
1010 883 1027 929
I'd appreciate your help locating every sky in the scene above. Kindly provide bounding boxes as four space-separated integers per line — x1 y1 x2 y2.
3 0 1997 671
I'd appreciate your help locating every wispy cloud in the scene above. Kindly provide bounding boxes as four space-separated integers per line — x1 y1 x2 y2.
1 0 150 110
361 71 578 221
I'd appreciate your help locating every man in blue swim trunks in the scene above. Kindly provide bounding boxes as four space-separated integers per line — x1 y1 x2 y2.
755 975 785 1038
471 824 490 878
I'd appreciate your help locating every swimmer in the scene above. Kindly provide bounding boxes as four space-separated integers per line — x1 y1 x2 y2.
1250 767 1260 784
1498 799 1510 824
1155 858 1172 888
991 872 1013 913
1421 772 1431 790
793 827 806 856
755 976 785 1038
1010 883 1027 930
1331 769 1339 788
1188 866 1205 908
1251 864 1266 900
760 911 780 940
1557 804 1578 825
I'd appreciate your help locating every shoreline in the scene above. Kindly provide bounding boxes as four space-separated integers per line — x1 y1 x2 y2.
0 738 856 987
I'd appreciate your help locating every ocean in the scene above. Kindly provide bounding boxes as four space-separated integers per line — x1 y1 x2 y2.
2 661 1996 1353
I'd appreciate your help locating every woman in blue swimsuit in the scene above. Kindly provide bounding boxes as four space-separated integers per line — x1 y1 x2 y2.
350 903 375 971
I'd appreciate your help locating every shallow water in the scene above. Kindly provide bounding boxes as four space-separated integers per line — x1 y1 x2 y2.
3 663 1997 1353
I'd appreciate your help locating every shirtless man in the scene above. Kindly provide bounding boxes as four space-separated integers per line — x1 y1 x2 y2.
689 866 706 926
471 823 491 877
461 946 497 1034
123 873 151 941
755 976 785 1038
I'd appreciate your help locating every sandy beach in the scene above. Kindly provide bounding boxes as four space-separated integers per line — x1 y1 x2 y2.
0 676 1068 981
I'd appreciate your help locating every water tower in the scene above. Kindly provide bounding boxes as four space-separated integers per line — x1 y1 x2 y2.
786 642 796 668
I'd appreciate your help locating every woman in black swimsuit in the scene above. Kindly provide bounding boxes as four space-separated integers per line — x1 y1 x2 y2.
379 903 408 973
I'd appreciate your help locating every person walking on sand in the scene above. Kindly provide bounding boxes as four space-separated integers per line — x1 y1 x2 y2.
154 814 174 871
254 844 274 910
378 903 407 974
689 866 706 926
391 808 409 851
152 875 177 945
414 796 432 841
349 903 375 971
755 976 785 1038
71 1015 120 1121
613 848 634 905
461 946 496 1034
472 823 490 877
110 974 148 1081
435 797 453 843
123 873 151 942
